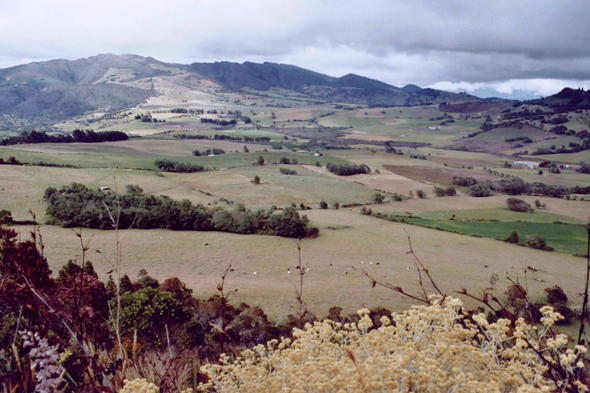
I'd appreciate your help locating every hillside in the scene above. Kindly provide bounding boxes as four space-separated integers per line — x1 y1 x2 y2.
0 54 480 130
190 60 478 107
528 87 590 112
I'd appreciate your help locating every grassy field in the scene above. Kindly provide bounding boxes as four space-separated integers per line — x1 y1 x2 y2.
8 208 587 319
3 97 590 327
0 140 351 170
400 217 587 256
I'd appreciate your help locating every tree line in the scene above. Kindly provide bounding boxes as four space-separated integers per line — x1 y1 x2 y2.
325 162 371 176
452 175 579 198
0 130 128 146
43 183 318 238
174 134 271 142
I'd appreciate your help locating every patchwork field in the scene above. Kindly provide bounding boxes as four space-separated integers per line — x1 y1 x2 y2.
2 97 590 325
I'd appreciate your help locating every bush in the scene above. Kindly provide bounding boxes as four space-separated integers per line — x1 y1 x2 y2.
553 303 575 325
452 176 478 187
325 162 370 176
332 202 339 210
204 148 225 155
373 193 384 204
253 175 260 184
0 210 13 225
280 168 297 175
200 299 561 392
506 198 533 212
118 287 190 348
268 208 313 238
467 183 491 197
545 286 568 305
416 190 426 199
433 187 446 197
535 199 547 209
319 201 328 209
576 162 590 174
257 156 265 165
192 149 201 156
154 159 204 173
526 235 554 251
504 231 519 244
445 187 457 196
279 157 291 164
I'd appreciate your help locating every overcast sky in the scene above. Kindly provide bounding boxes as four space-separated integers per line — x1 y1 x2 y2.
2 0 589 99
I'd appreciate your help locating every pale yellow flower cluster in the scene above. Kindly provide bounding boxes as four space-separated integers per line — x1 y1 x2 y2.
119 379 160 393
198 297 587 393
119 379 194 393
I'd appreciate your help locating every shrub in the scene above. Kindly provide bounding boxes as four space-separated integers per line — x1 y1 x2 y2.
577 162 590 174
325 162 370 176
373 193 384 204
199 298 563 392
280 168 297 175
268 208 313 238
534 199 546 209
192 149 201 156
445 187 457 196
253 175 260 184
118 287 190 348
0 210 13 225
553 303 574 325
505 284 527 304
416 190 426 199
505 197 533 212
279 157 291 164
544 286 568 305
504 231 519 244
319 201 328 209
257 156 265 165
332 202 339 210
452 176 478 187
526 235 554 251
204 148 225 155
154 159 204 173
433 187 446 197
467 183 491 197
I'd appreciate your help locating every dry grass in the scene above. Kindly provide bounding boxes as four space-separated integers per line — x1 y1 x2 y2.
14 208 585 320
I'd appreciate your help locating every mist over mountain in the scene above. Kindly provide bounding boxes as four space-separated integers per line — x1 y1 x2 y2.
0 54 479 129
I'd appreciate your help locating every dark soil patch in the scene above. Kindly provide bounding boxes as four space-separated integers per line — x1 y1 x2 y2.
439 102 511 115
383 165 497 185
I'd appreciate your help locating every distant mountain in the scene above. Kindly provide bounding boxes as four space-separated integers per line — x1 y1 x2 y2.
0 54 480 130
401 84 422 93
0 54 168 126
190 61 477 106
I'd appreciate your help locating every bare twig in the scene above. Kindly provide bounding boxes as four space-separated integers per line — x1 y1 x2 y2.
577 221 590 346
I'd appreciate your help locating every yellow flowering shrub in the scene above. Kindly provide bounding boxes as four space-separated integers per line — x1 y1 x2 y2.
119 378 193 393
198 297 587 392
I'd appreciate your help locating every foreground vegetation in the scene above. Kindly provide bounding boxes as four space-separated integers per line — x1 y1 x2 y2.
1 222 589 392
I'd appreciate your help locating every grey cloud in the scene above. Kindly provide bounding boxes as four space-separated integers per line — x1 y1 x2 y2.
1 0 589 97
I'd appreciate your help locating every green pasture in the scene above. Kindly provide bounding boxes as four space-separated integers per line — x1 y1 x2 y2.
396 217 588 256
417 208 587 225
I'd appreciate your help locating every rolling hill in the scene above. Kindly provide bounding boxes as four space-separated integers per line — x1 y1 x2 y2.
0 54 480 130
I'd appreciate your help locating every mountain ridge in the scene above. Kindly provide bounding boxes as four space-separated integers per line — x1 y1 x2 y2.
0 54 480 130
